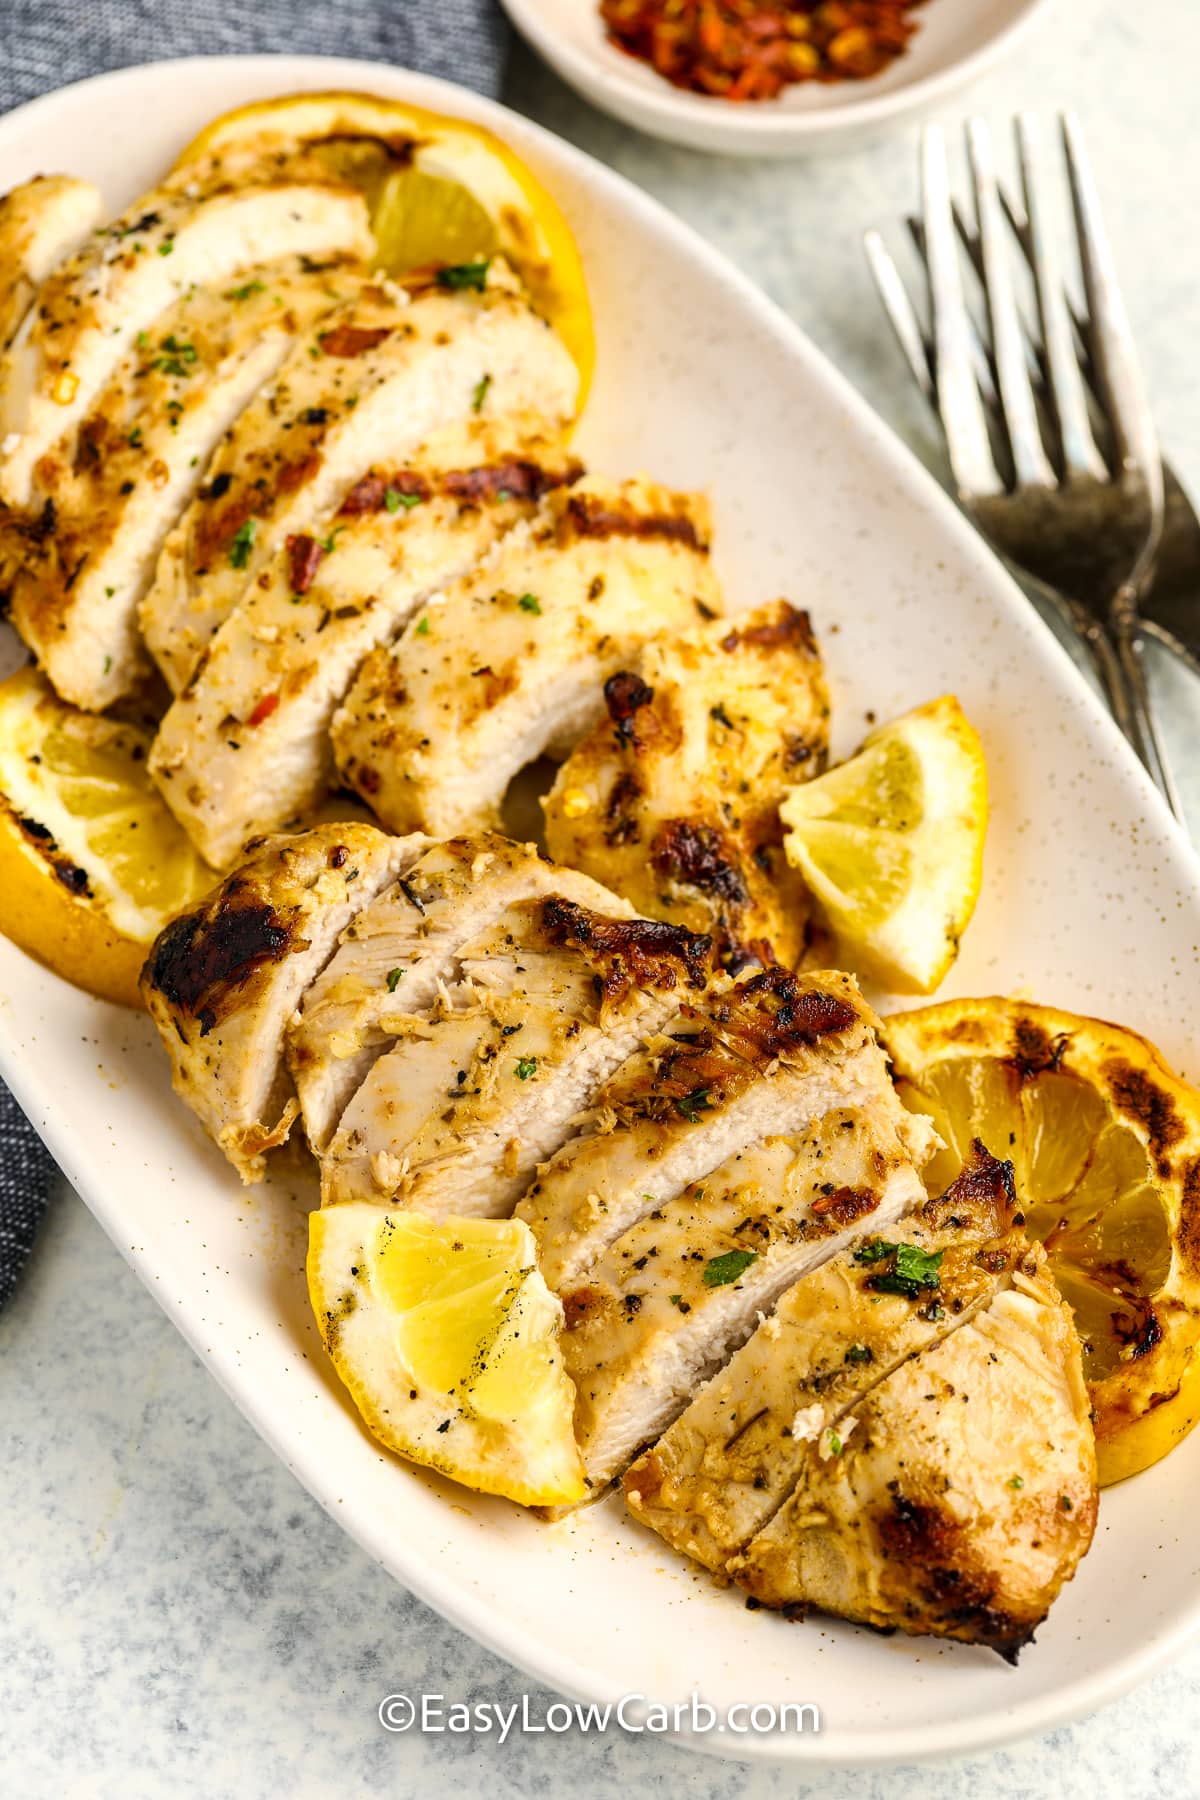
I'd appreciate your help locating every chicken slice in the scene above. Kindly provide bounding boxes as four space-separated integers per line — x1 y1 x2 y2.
557 1093 929 1492
543 599 829 969
8 254 362 710
0 176 105 350
140 822 423 1181
735 1235 1096 1656
288 833 629 1154
0 180 372 507
622 1147 1022 1571
142 265 579 691
518 966 935 1292
148 417 580 868
330 477 723 837
320 898 714 1218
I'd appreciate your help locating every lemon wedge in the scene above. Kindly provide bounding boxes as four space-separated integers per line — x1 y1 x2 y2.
307 1205 586 1507
0 667 213 1006
780 694 987 994
172 90 594 401
884 996 1200 1484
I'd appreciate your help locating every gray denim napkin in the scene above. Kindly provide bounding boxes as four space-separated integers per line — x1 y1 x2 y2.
0 0 509 1310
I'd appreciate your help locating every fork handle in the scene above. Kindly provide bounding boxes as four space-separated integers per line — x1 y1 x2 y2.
1109 586 1186 824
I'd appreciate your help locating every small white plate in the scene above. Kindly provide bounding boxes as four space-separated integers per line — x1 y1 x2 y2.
2 52 1199 1769
501 0 1054 155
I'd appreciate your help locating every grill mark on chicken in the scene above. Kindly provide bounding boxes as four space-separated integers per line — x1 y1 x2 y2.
562 492 707 552
603 670 655 743
543 599 828 970
537 896 713 1002
876 1494 1033 1663
719 606 815 654
651 819 748 906
704 966 859 1059
339 457 582 516
143 892 293 1035
141 823 422 1180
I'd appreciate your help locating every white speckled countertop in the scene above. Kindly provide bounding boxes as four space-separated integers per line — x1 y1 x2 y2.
4 2 1200 1792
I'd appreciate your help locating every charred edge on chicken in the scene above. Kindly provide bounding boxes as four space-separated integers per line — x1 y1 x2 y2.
142 882 294 1036
704 966 859 1060
560 493 708 552
719 602 816 657
537 896 713 999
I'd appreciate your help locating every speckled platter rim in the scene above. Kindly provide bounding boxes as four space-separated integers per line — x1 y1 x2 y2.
0 54 1198 1769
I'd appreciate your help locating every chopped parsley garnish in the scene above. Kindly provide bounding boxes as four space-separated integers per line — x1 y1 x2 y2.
1009 1475 1025 1490
853 1240 895 1265
154 335 198 378
127 427 143 448
710 702 735 730
157 237 175 256
825 1431 843 1457
317 527 345 555
414 615 430 637
226 279 266 301
386 968 404 992
517 592 541 615
674 1087 713 1124
862 1240 945 1299
472 372 491 413
702 1248 758 1288
515 1056 538 1081
844 1343 873 1365
228 518 257 569
436 259 491 292
135 330 149 350
383 486 402 513
1060 1494 1073 1512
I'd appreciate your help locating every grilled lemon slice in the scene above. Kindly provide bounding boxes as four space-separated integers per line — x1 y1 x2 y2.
883 997 1200 1484
0 667 213 1007
780 694 987 994
173 90 594 400
307 1205 586 1507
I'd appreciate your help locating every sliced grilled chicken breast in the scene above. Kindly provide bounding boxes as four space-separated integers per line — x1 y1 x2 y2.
320 899 714 1217
331 477 723 837
9 255 360 710
0 181 372 507
620 1147 1096 1657
288 833 628 1154
0 175 105 350
141 823 422 1181
544 600 828 969
518 966 935 1292
623 1148 1022 1572
559 1095 929 1491
142 266 579 691
148 418 580 868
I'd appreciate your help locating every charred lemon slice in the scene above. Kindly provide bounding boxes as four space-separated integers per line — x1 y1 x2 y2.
0 667 213 1007
780 695 987 995
172 90 594 401
883 997 1200 1484
307 1205 585 1507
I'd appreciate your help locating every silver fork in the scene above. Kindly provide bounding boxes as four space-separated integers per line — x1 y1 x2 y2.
864 115 1182 821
